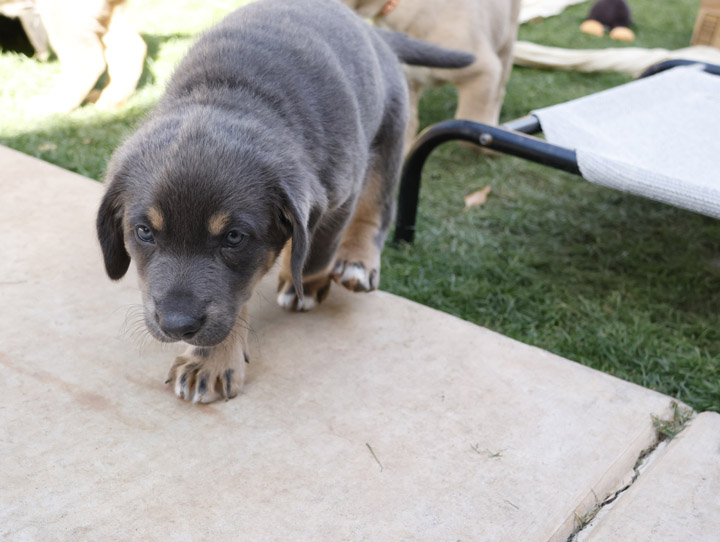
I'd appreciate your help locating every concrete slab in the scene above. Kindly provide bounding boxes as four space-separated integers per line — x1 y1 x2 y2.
581 412 720 542
0 145 680 540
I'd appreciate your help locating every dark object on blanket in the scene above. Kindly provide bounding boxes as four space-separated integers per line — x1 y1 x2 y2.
580 0 635 41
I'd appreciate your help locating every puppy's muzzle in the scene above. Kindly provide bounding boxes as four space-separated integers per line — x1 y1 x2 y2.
155 294 207 341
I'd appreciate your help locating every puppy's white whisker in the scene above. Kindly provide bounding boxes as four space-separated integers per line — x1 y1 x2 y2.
254 288 272 306
121 306 152 348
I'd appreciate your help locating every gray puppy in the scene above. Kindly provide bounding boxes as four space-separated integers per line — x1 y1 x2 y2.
96 0 473 403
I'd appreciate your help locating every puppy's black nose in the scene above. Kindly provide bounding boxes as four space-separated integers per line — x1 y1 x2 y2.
158 311 206 340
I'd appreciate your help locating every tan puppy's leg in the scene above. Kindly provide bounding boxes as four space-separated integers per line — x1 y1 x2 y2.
455 54 504 154
95 3 146 109
34 0 108 113
166 306 250 403
495 32 517 123
404 78 423 153
456 54 504 127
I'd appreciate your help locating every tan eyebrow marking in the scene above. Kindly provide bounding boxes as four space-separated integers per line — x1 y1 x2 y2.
147 205 164 231
208 212 230 236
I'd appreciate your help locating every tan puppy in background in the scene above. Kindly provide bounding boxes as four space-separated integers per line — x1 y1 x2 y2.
34 0 146 112
341 0 521 148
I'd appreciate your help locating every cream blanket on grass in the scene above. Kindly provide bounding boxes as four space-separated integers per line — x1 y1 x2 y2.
517 0 720 76
514 41 720 77
519 0 587 23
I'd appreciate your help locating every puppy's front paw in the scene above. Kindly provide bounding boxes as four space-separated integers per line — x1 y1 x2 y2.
276 274 332 312
166 347 247 403
332 260 379 292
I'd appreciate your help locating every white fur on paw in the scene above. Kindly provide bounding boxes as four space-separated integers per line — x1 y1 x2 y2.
276 290 316 312
333 261 378 292
277 290 296 310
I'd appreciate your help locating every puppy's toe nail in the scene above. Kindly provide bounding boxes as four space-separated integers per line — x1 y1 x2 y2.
223 369 235 400
193 374 208 403
369 269 378 289
176 369 194 400
174 379 185 399
198 374 208 393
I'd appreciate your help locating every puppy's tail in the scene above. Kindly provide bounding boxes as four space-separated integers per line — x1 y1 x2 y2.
376 29 476 68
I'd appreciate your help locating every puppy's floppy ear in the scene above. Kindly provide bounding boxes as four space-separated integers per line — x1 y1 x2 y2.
96 177 131 280
277 179 312 300
281 201 309 300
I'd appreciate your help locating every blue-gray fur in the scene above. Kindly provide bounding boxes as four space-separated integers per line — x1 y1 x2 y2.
96 0 474 348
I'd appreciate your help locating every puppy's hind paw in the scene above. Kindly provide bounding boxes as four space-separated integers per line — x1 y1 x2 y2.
276 275 332 312
276 287 317 312
332 261 379 292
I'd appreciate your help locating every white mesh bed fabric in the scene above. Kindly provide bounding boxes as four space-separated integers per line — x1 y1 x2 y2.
532 66 720 218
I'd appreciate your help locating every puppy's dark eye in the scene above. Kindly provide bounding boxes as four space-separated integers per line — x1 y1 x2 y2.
135 225 155 244
223 230 245 248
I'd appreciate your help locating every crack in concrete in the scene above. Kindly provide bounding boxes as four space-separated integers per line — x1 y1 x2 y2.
565 403 694 542
565 441 661 542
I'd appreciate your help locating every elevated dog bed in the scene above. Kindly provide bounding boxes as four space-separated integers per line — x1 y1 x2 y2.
394 61 720 242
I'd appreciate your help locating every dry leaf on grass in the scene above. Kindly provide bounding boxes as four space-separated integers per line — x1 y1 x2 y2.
464 185 492 208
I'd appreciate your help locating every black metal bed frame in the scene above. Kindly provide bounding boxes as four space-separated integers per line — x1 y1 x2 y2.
393 60 720 244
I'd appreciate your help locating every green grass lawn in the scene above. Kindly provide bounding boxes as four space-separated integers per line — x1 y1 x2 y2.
1 0 718 412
